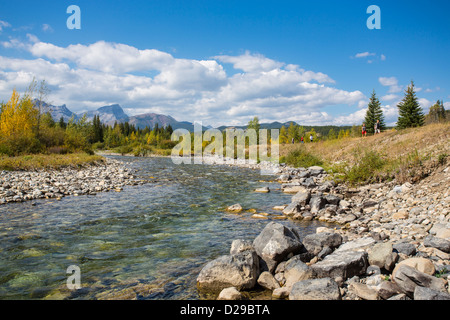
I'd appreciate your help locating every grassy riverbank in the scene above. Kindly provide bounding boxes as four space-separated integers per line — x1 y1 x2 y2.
0 153 104 171
280 122 450 185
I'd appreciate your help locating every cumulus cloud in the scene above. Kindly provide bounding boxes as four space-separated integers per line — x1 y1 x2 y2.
379 76 403 93
0 38 367 126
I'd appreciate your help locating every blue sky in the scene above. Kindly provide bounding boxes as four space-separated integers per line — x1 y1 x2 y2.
0 0 449 127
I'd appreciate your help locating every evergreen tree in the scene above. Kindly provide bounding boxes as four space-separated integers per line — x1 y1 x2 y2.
58 116 67 129
364 90 385 134
396 81 425 129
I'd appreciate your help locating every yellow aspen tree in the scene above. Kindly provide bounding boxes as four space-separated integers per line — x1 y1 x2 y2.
0 89 38 141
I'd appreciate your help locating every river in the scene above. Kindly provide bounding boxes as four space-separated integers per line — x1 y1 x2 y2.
0 156 332 300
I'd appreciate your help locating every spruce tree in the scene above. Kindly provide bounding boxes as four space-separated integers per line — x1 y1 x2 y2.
396 81 425 129
364 90 385 134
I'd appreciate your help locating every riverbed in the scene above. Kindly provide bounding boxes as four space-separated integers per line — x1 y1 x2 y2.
0 156 332 300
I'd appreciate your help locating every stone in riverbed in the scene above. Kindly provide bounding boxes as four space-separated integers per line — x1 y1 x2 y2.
254 187 270 193
197 250 260 292
226 204 243 213
289 278 341 300
217 287 243 300
282 202 301 216
291 190 311 206
252 222 304 273
282 185 308 194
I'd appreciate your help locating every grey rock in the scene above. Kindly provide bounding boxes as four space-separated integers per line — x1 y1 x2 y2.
368 242 393 269
217 287 243 300
377 281 402 300
302 232 343 256
252 222 303 273
310 196 327 214
283 255 314 287
291 190 311 206
230 239 253 255
289 278 341 300
302 178 316 188
324 194 341 206
197 250 260 292
311 250 368 280
282 202 301 216
424 236 450 253
414 286 450 300
392 265 447 297
257 271 280 291
393 242 416 256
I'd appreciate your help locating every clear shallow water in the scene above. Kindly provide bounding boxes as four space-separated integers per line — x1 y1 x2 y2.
0 156 332 300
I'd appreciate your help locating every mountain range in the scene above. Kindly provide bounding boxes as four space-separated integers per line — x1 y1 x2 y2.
34 100 202 131
34 100 355 134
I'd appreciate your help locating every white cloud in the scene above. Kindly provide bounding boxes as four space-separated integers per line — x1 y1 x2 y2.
0 20 11 32
0 39 367 126
379 76 403 93
381 94 400 101
381 54 386 61
42 24 53 32
354 52 376 58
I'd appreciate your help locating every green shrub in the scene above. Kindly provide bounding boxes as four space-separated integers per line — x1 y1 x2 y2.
344 150 385 185
284 148 323 168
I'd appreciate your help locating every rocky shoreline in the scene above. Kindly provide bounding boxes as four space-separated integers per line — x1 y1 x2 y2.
0 157 145 205
198 161 450 300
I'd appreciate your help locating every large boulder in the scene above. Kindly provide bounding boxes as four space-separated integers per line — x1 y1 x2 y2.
302 232 343 256
392 265 446 298
253 222 304 273
392 257 436 277
311 250 368 280
289 278 341 300
197 250 260 292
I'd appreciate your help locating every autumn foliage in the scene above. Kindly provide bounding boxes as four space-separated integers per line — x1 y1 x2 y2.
0 89 40 155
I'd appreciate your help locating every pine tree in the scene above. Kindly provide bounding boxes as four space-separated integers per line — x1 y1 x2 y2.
364 90 385 134
396 81 424 129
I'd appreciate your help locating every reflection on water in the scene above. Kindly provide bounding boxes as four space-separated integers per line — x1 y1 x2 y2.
0 156 333 300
